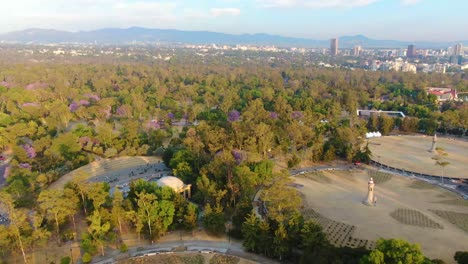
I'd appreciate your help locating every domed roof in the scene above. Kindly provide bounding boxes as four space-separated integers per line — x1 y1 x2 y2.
156 176 184 191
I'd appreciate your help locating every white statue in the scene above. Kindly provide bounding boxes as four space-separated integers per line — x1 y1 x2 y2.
363 177 376 206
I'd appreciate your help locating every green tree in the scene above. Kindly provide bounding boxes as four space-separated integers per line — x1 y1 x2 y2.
432 147 450 184
0 192 30 263
37 190 74 244
454 251 468 264
183 203 198 231
273 224 290 261
111 189 126 235
360 238 426 264
202 203 225 235
87 211 111 256
242 213 260 252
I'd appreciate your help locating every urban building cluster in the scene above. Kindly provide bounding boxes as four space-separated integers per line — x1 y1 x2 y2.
329 38 466 73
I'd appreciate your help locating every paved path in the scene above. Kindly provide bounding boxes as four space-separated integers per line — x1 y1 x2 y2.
91 238 277 264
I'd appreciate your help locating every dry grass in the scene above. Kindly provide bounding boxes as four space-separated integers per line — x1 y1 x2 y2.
301 209 375 250
430 210 468 233
209 254 240 264
390 208 443 229
368 171 393 185
434 199 468 207
408 180 436 189
119 253 205 264
297 171 331 183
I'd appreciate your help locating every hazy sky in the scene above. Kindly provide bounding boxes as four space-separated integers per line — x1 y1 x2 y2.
0 0 467 41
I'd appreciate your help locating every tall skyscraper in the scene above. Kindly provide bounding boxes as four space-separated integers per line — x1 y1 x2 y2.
407 45 416 58
330 38 338 56
353 45 362 56
454 43 464 56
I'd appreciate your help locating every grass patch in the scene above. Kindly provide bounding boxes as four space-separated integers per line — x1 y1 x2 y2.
301 209 375 250
368 171 393 185
434 199 468 207
299 171 331 183
329 170 356 181
430 210 468 233
408 180 435 189
390 208 443 229
119 254 205 264
209 254 239 264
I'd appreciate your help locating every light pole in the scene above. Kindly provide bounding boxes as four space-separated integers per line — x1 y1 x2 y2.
225 221 232 248
178 218 183 243
70 246 73 264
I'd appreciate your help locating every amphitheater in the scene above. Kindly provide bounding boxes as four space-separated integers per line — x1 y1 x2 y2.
49 156 169 190
367 135 468 179
295 169 468 263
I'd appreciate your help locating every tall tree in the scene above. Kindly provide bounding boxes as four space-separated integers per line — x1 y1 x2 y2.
87 211 111 256
111 189 126 235
37 190 72 244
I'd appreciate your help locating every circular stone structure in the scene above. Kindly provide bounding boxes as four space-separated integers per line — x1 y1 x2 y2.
156 176 185 190
155 176 192 198
367 135 468 179
295 169 468 262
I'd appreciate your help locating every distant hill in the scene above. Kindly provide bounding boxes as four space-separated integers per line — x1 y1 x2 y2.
0 27 466 48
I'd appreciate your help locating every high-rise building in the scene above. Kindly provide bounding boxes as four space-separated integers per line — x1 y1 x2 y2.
353 45 362 56
330 38 338 56
407 45 416 58
454 43 464 56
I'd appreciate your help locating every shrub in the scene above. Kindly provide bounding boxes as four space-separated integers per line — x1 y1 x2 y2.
60 256 71 264
455 251 468 264
287 154 301 168
82 252 92 264
120 243 128 253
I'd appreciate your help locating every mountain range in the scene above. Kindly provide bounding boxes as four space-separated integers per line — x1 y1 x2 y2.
0 27 466 49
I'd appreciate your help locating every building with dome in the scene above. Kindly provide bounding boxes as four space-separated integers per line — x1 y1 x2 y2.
155 176 192 198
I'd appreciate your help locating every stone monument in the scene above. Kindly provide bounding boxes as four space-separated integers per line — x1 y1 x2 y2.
429 133 437 152
363 177 376 206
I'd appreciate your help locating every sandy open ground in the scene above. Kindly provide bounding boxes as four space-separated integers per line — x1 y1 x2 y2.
368 135 468 179
295 169 468 263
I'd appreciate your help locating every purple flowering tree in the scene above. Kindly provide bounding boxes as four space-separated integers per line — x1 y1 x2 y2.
231 149 243 164
3 166 10 178
25 82 48 90
85 94 101 101
22 102 40 107
69 102 79 113
147 119 161 130
167 112 175 120
292 111 304 120
228 110 241 122
0 81 10 87
19 163 32 169
116 105 132 117
270 111 279 119
79 99 90 106
22 144 36 158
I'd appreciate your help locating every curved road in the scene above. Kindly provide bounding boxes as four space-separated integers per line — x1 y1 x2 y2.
91 239 277 264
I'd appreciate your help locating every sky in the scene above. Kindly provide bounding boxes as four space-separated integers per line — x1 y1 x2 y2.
0 0 467 41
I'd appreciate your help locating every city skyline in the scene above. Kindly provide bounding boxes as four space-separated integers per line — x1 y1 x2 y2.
0 0 467 42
